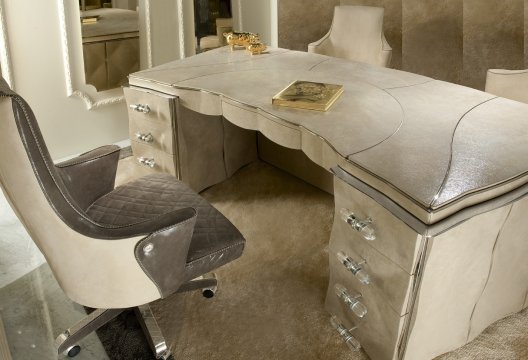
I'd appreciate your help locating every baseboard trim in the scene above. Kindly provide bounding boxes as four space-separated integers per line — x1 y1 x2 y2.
0 314 12 360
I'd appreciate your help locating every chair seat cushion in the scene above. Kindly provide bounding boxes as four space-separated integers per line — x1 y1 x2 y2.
86 173 245 270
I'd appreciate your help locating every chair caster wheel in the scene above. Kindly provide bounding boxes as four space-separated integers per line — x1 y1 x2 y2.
202 285 217 298
66 345 81 357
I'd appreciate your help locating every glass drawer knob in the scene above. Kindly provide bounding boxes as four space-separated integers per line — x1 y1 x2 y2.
336 251 370 285
138 157 156 168
340 208 376 241
136 132 154 143
330 315 361 352
334 283 368 318
130 104 151 113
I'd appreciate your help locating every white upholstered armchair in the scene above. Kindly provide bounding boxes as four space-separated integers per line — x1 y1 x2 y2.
308 5 392 67
485 69 528 104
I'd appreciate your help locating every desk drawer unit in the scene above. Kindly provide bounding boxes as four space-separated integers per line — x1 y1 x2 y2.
327 175 424 360
124 87 178 177
125 86 258 192
326 255 407 360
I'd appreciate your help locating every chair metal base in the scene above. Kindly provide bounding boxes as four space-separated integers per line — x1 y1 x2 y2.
54 308 123 356
54 273 218 359
135 304 171 359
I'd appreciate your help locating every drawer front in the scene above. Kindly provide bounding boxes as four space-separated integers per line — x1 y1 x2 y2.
329 220 414 316
129 116 175 155
131 141 177 177
326 262 406 360
124 87 175 128
334 176 422 274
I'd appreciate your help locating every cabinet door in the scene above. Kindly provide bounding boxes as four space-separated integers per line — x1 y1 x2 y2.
83 42 107 91
107 37 140 89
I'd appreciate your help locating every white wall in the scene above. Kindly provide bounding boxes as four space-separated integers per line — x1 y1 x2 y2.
2 0 132 160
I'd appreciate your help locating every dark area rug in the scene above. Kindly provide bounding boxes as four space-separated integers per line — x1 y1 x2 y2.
86 308 159 360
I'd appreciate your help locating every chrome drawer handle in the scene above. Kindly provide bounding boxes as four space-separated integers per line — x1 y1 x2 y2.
340 208 376 241
135 132 154 143
129 104 151 114
137 157 155 168
330 315 361 352
335 284 367 318
336 251 370 285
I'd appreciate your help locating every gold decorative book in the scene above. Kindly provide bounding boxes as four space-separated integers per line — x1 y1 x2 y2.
272 80 344 111
81 15 99 25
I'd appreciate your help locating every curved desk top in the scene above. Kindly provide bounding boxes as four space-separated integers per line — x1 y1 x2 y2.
129 47 528 225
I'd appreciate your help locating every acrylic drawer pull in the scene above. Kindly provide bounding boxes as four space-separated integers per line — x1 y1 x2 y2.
137 157 155 168
335 284 367 318
340 208 376 241
336 251 370 285
330 315 361 352
135 132 154 143
129 104 151 114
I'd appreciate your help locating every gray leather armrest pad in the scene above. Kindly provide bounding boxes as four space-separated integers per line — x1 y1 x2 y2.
56 145 121 210
56 145 121 168
136 213 198 298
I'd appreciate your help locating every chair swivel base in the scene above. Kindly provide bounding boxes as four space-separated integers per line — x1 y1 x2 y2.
54 274 219 358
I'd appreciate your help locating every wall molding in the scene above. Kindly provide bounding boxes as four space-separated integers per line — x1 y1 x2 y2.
144 0 153 68
0 0 14 89
177 0 185 59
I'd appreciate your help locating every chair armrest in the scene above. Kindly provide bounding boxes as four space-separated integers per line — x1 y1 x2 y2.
56 145 121 210
485 69 528 104
135 212 198 298
308 31 330 54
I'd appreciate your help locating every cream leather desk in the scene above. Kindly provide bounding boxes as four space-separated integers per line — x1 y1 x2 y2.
125 47 528 360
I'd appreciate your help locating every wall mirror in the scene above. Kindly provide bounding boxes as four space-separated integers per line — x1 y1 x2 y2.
60 0 188 110
80 0 139 92
193 0 232 53
60 0 144 110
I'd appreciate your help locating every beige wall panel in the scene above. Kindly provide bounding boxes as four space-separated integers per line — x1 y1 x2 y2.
402 0 463 84
341 0 403 68
278 0 527 89
278 0 339 51
463 0 525 89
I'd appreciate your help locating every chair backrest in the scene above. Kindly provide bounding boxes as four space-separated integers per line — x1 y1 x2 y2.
327 6 387 66
0 79 121 237
485 69 528 104
0 79 159 308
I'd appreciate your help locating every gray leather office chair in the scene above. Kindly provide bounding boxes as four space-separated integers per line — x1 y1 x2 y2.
0 78 245 359
308 5 392 67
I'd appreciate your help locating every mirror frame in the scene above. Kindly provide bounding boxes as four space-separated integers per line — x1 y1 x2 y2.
58 0 156 110
0 0 14 89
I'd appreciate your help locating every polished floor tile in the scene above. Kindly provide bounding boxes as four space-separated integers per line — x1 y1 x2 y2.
0 264 108 360
0 193 45 289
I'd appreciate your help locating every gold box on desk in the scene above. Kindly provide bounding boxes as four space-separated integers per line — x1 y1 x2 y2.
272 80 344 111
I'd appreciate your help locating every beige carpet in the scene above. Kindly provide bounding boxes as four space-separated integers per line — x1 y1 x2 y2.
119 160 528 360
